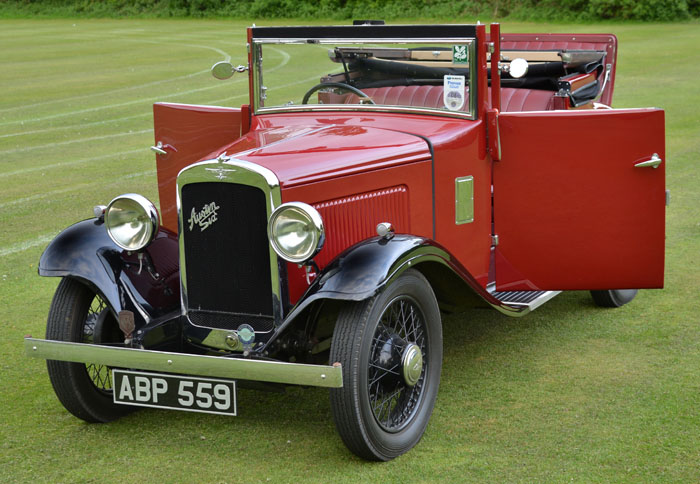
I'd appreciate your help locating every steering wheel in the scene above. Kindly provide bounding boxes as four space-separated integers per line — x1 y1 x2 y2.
301 82 375 105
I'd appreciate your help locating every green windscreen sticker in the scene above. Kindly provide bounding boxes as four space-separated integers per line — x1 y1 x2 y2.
453 45 469 64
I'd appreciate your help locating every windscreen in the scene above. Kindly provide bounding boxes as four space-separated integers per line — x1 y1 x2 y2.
253 39 476 117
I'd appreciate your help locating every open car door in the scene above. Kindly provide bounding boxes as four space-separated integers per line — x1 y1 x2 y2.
493 108 665 292
153 103 246 232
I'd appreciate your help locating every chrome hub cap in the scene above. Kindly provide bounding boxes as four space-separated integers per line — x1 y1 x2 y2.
401 343 423 387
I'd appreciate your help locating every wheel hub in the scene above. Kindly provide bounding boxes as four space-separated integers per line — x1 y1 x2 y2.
401 343 423 387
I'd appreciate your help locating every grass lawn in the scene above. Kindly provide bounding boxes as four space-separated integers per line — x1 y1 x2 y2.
1 18 699 483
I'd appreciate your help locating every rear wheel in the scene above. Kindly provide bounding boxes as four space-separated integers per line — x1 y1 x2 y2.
590 289 638 308
329 269 442 461
46 278 134 422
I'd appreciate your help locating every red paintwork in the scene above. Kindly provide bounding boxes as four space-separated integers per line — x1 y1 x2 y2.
493 108 665 291
284 186 412 302
153 102 243 231
487 109 500 160
241 104 251 135
151 24 663 310
249 112 492 302
312 186 410 269
490 23 501 113
232 125 430 187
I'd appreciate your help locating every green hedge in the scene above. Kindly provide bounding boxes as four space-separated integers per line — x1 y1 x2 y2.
2 0 699 20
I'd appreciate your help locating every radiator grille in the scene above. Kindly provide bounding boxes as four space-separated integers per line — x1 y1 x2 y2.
187 311 274 332
181 182 273 330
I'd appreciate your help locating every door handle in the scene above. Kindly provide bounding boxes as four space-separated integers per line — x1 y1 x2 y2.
150 142 167 155
150 141 177 157
634 153 663 169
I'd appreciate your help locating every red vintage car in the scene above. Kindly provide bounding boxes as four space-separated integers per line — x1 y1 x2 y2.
26 22 666 461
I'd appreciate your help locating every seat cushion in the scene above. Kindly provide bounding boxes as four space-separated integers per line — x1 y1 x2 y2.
346 85 555 112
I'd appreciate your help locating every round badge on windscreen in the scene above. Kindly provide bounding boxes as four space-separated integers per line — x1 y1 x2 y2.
443 75 466 111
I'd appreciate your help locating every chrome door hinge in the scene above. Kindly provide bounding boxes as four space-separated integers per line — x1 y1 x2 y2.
491 234 499 246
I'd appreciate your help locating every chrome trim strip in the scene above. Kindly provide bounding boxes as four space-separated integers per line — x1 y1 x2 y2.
468 41 478 118
257 105 476 120
25 338 342 388
176 157 283 330
253 37 476 44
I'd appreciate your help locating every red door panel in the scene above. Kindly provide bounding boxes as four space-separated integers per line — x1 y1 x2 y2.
153 103 244 231
494 109 665 291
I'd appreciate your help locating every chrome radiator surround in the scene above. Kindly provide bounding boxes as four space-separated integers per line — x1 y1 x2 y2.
176 157 283 333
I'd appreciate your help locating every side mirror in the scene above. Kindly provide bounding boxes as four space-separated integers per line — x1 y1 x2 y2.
211 61 248 80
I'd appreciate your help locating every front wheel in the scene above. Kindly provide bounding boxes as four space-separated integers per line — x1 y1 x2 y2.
46 278 134 422
329 269 442 461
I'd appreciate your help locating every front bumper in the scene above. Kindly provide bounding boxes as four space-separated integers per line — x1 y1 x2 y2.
25 338 343 388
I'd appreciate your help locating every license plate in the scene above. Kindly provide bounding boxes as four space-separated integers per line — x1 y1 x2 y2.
112 370 237 416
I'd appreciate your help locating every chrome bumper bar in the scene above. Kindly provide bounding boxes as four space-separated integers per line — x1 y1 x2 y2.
24 338 343 388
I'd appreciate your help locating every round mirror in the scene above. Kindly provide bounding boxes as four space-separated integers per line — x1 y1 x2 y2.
509 58 529 79
211 61 235 80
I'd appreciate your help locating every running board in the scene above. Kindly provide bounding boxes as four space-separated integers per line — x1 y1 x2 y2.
487 285 561 317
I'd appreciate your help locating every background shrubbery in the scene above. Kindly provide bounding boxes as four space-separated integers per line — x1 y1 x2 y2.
2 0 699 20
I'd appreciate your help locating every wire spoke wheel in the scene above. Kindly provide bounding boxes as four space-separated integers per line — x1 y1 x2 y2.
368 296 427 432
330 269 443 461
82 295 113 393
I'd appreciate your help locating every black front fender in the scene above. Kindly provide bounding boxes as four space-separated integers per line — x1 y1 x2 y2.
313 235 449 300
39 219 180 329
265 235 485 348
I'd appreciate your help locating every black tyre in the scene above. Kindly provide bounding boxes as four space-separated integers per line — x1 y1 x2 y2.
329 269 442 461
590 289 638 308
46 278 134 422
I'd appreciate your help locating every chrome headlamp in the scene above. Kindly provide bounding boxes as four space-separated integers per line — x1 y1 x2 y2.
104 194 159 251
268 202 325 263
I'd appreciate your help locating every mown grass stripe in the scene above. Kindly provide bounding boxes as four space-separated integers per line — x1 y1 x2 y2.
0 82 243 128
0 233 56 257
0 148 145 178
0 69 209 114
0 129 152 156
0 170 155 210
0 113 151 140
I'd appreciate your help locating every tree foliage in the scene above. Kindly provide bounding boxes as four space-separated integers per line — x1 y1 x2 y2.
3 0 699 20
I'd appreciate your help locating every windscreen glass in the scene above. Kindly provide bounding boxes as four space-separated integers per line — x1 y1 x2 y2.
253 40 475 117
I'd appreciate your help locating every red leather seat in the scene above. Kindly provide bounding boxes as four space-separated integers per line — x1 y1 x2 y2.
348 85 555 112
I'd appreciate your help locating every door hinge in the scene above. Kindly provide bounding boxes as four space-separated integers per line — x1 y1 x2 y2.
486 109 501 161
491 234 499 246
